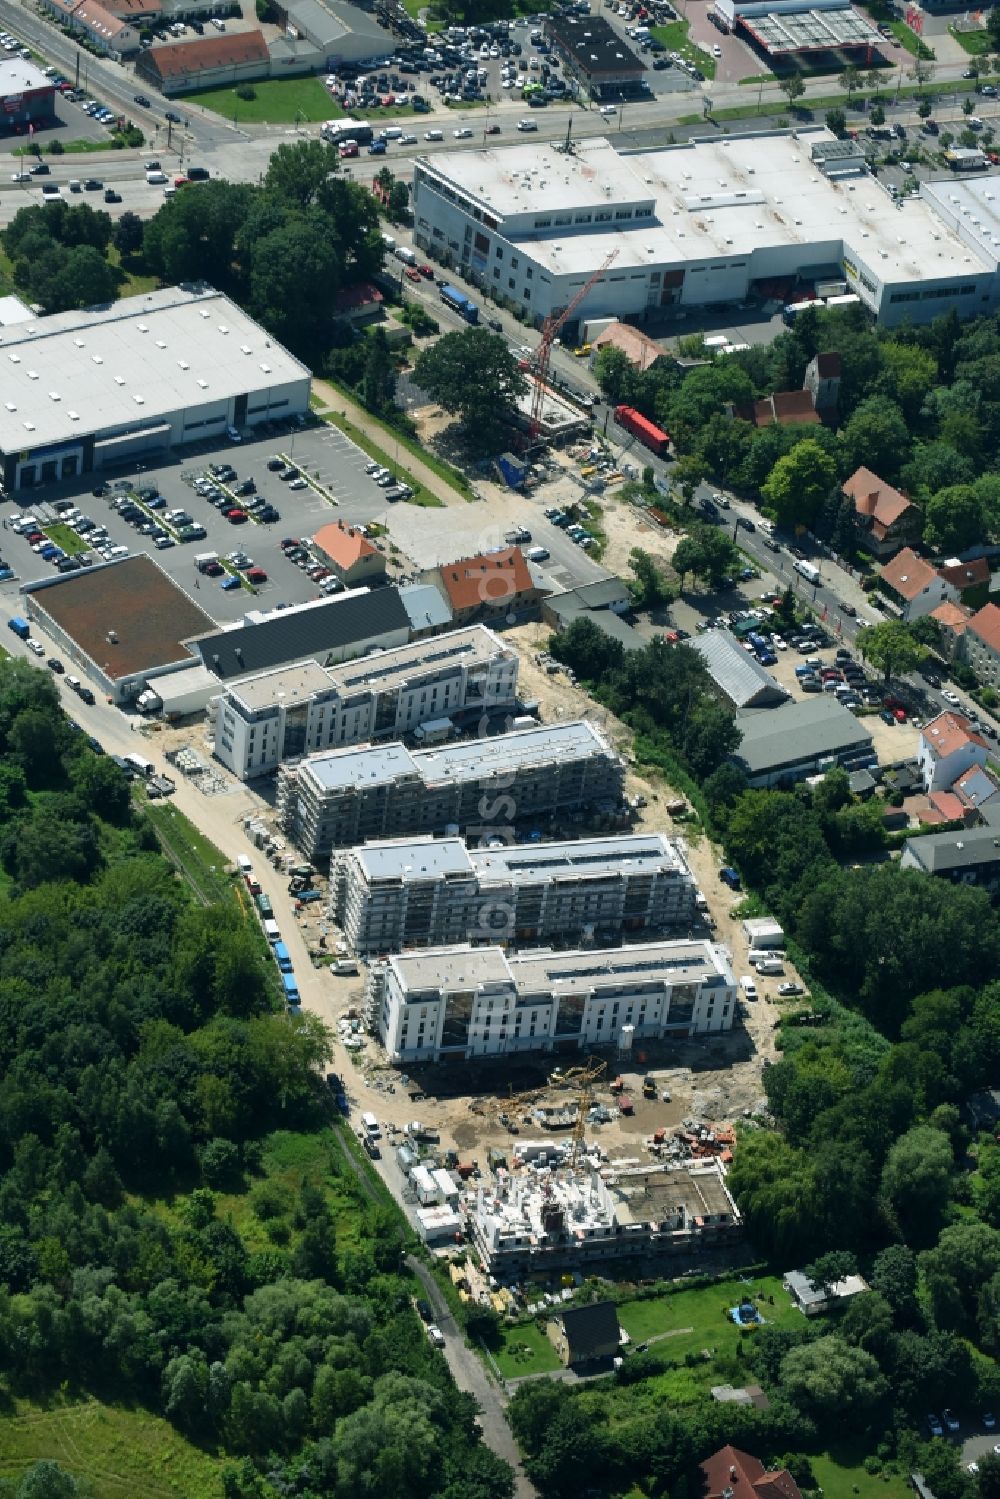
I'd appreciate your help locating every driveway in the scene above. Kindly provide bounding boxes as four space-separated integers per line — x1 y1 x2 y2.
406 1256 536 1499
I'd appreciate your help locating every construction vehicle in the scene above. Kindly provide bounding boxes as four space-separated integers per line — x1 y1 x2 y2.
642 1076 657 1100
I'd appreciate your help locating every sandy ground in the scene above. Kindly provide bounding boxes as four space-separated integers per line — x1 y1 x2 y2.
320 620 794 1170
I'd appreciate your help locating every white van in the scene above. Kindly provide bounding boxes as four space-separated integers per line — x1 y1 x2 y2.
361 1112 380 1138
262 918 281 943
753 957 784 976
517 118 539 131
146 169 167 184
739 974 759 1000
424 128 444 141
237 855 253 877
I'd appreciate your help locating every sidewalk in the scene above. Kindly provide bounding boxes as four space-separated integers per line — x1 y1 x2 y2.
311 378 469 509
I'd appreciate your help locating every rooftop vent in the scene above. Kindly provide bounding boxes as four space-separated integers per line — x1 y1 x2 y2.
27 370 38 380
134 395 145 404
92 354 103 364
48 391 60 401
68 411 79 420
4 402 13 412
7 353 18 363
73 338 84 348
155 339 166 349
23 421 34 431
137 322 148 332
115 376 125 385
178 359 189 370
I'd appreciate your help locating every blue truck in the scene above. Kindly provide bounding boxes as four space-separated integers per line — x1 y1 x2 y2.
273 941 293 974
439 284 479 324
281 970 301 1007
7 616 29 640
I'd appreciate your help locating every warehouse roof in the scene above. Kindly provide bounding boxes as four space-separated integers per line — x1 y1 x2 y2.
140 29 268 79
0 58 52 92
284 0 388 44
418 131 994 286
693 629 790 709
734 696 873 776
190 586 410 679
27 555 214 681
0 285 308 457
546 14 645 76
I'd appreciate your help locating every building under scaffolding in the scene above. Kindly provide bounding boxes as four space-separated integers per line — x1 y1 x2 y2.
470 1159 741 1276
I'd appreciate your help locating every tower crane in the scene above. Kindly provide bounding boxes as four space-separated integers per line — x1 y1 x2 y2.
528 248 619 441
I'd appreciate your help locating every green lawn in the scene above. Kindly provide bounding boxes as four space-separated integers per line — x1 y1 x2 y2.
617 1273 800 1359
0 1395 223 1499
811 1443 911 1499
142 802 240 909
44 522 89 556
494 1321 563 1379
950 26 993 54
650 20 716 79
181 76 413 123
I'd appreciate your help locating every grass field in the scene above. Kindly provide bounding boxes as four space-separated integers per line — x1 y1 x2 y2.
181 76 413 123
142 802 240 908
494 1320 562 1379
44 522 89 556
0 1396 223 1499
950 26 993 54
616 1273 800 1361
811 1443 911 1499
650 21 716 79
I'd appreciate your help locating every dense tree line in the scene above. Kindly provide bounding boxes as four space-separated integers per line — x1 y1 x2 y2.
594 304 1000 549
0 660 512 1499
2 202 120 312
141 141 383 364
549 622 739 782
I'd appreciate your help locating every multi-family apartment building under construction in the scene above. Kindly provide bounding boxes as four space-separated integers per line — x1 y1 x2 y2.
276 718 625 862
214 625 518 780
365 936 736 1064
330 831 697 956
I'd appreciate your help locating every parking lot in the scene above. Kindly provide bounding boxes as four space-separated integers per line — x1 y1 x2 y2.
0 420 424 627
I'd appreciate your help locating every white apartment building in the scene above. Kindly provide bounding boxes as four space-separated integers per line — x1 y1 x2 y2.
213 625 518 780
412 130 1000 331
367 937 736 1064
331 831 697 956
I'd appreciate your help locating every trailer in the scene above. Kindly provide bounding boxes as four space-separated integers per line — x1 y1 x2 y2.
613 405 669 458
321 118 373 147
439 283 479 324
281 971 301 1007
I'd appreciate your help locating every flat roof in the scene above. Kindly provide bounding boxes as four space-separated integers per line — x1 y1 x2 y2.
0 285 309 457
419 131 994 286
331 625 509 694
28 555 214 681
735 696 873 774
229 658 333 712
297 719 614 794
353 830 685 884
389 937 728 995
610 1162 733 1224
546 14 645 76
736 2 878 54
0 58 52 93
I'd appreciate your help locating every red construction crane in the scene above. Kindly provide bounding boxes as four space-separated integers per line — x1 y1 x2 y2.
528 248 618 441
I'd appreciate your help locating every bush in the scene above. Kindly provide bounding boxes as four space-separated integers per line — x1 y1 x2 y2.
49 139 64 155
236 83 256 101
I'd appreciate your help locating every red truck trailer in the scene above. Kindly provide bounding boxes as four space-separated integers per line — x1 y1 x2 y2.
614 405 670 458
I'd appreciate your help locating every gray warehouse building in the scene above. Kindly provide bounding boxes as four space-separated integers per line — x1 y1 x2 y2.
277 720 625 862
0 284 310 492
692 628 790 710
330 830 696 956
733 696 875 787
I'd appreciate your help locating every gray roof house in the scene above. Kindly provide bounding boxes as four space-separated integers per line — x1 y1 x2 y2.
692 628 790 710
900 818 1000 895
733 697 875 788
547 1301 621 1366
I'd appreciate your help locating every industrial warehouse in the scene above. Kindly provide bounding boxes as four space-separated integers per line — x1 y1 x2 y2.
0 284 310 492
276 719 625 861
330 831 698 956
366 937 736 1064
412 129 1000 329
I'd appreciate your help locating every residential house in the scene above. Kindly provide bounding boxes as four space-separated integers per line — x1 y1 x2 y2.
546 1301 621 1367
964 603 1000 690
877 547 959 622
43 0 140 52
334 282 384 328
843 465 922 559
802 351 841 416
900 815 1000 896
433 546 546 626
696 1446 804 1499
784 1270 869 1316
313 521 387 590
934 762 1000 824
733 390 820 428
590 320 665 371
917 711 988 792
938 555 992 609
930 601 972 659
136 29 270 93
542 578 643 652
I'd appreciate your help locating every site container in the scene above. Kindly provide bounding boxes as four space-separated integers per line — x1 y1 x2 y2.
613 405 669 457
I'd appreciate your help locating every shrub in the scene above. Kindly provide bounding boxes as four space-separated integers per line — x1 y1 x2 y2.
236 83 256 101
